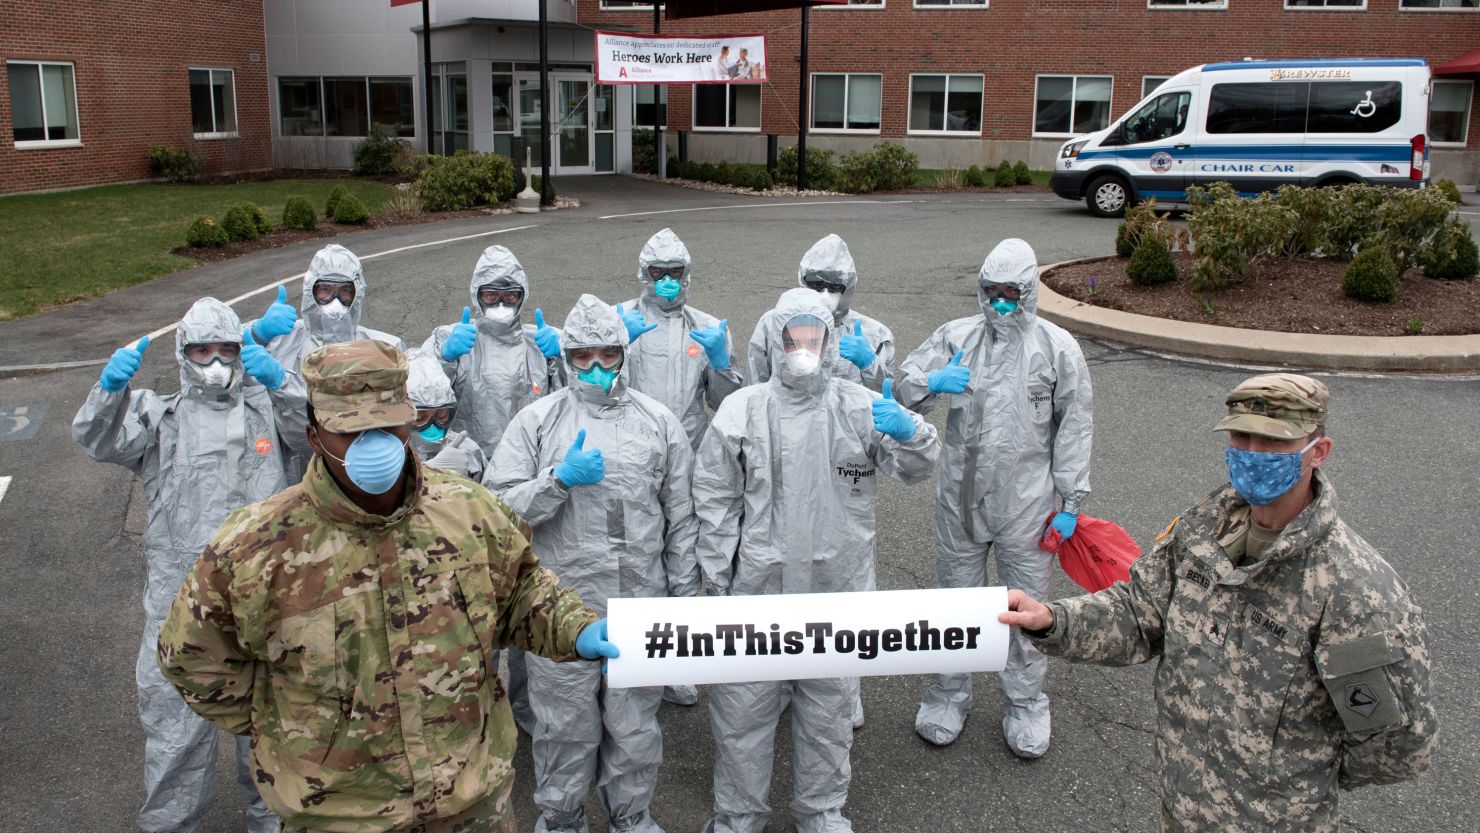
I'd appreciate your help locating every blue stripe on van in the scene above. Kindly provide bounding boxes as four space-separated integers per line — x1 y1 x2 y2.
1202 59 1425 72
1077 144 1410 162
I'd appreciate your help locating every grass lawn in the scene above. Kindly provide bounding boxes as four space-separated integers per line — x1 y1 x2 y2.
913 167 1052 188
0 179 395 320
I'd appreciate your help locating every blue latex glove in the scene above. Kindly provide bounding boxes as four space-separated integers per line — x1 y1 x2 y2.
576 618 621 668
251 285 297 343
554 428 605 487
838 319 877 371
1048 511 1078 542
241 330 285 391
441 307 477 362
534 308 561 359
688 319 730 370
617 304 658 343
99 336 149 392
927 349 970 395
871 379 916 442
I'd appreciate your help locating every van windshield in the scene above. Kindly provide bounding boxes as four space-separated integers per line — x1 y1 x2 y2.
1121 91 1192 144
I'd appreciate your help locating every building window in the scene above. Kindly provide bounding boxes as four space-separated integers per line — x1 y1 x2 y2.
7 61 79 146
634 85 667 126
1142 76 1171 99
694 85 760 130
908 74 983 133
819 0 885 6
1286 0 1363 7
1147 0 1227 7
915 0 983 5
189 68 237 137
812 73 882 132
1431 79 1473 145
600 1 663 8
1400 0 1477 8
1034 75 1112 136
278 76 415 138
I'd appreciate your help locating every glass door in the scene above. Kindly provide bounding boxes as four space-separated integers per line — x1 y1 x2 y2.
555 77 592 173
517 75 544 168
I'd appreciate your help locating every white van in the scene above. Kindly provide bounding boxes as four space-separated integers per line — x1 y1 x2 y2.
1050 58 1432 217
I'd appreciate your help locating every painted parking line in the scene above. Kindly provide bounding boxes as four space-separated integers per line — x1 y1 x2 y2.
0 476 10 507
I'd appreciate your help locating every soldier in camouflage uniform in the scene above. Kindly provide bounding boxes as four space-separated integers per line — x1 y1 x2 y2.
158 339 613 833
999 373 1437 832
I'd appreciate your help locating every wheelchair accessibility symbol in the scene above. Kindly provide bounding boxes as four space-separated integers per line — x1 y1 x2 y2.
1150 151 1174 174
1350 90 1377 119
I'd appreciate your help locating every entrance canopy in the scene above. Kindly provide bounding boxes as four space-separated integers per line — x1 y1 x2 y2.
1434 50 1480 76
665 0 848 20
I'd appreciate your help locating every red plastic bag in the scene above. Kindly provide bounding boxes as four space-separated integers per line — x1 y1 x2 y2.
1038 513 1143 593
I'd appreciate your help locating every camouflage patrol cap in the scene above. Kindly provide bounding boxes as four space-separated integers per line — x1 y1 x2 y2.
302 340 416 432
1214 373 1329 441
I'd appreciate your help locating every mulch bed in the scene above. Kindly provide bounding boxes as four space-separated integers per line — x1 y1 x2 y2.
1044 253 1480 337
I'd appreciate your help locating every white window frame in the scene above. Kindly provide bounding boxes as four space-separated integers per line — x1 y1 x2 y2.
190 67 238 139
810 73 883 134
1399 0 1478 9
1032 74 1114 138
1284 0 1366 8
8 59 81 149
1431 79 1473 147
816 0 886 8
914 0 987 7
907 73 984 136
691 85 762 132
1141 75 1172 99
599 1 663 8
1147 0 1228 9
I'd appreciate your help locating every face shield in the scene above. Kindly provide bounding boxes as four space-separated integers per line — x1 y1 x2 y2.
781 315 828 375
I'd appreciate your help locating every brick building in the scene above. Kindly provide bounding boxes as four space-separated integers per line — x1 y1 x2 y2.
1 0 271 195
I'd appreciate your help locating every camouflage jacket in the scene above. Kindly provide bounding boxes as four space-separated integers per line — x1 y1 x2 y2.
1032 471 1436 833
157 455 599 833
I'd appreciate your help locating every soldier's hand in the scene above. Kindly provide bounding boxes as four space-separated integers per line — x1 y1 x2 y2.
998 589 1054 632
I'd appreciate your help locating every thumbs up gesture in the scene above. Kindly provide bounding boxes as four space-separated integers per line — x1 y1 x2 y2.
252 285 297 343
241 329 286 391
617 304 658 344
688 318 730 370
927 349 970 395
99 336 150 392
534 308 562 359
838 318 877 371
872 378 916 441
554 428 605 488
441 306 477 362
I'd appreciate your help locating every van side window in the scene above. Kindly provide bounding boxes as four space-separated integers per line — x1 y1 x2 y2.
1308 82 1402 133
1122 92 1193 144
1207 82 1309 134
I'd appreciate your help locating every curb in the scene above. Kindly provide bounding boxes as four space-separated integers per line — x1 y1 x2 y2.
1037 258 1480 373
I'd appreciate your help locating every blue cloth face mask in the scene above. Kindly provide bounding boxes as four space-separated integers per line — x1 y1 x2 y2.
991 298 1019 317
577 363 619 393
653 277 683 300
322 428 408 495
1225 437 1319 506
415 423 447 444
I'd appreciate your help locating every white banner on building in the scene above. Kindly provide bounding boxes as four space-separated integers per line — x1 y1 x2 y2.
595 31 768 85
605 587 1009 689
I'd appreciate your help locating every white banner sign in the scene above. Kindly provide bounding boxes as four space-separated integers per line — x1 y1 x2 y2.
595 31 769 85
606 587 1009 689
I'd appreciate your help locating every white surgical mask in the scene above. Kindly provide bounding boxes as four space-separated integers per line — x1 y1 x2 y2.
486 305 517 324
785 350 821 375
199 363 234 388
321 299 349 320
818 293 840 313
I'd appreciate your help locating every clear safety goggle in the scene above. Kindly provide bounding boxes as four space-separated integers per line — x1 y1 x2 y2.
980 283 1023 302
646 263 686 281
477 285 524 308
412 406 455 429
567 346 623 371
183 342 241 366
312 280 356 306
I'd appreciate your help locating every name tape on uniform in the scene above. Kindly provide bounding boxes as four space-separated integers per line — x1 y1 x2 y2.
606 587 1009 688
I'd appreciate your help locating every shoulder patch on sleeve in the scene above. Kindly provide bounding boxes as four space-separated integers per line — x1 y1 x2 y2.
1155 515 1180 544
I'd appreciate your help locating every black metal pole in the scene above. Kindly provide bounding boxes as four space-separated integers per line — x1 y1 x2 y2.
422 0 433 154
539 0 552 206
653 4 663 179
798 5 809 190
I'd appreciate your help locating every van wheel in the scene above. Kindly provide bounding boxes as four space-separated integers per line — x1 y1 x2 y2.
1086 175 1131 218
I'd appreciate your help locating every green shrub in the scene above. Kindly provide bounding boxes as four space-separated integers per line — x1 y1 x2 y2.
631 128 659 175
1273 185 1337 257
1421 218 1480 280
147 145 199 183
324 185 350 218
868 142 918 191
398 153 439 179
836 151 878 194
282 196 317 231
1186 182 1296 291
993 162 1015 188
1127 235 1178 286
352 123 413 176
1377 186 1456 275
242 202 273 236
1435 178 1463 205
415 151 518 211
1115 222 1135 258
332 191 371 224
1342 245 1401 302
1012 160 1033 186
1324 185 1388 259
221 206 259 241
777 145 838 191
965 164 986 187
668 159 690 179
1116 198 1172 259
734 166 773 191
533 175 555 201
185 216 229 248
